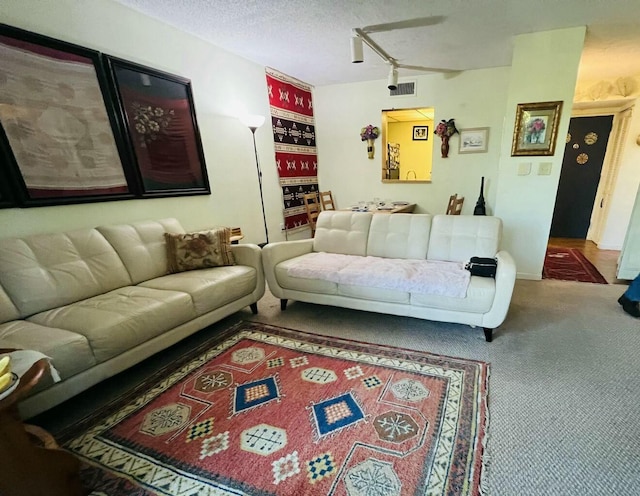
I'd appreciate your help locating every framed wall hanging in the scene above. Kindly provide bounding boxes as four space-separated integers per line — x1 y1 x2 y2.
0 24 135 206
511 101 563 156
413 125 428 140
106 56 210 197
459 127 490 154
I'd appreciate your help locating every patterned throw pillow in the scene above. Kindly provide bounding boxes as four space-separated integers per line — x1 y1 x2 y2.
164 228 235 273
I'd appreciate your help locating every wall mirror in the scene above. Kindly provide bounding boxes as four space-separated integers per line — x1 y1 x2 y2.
381 107 434 183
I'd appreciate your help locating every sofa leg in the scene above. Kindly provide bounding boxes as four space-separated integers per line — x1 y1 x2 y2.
249 302 258 314
280 299 288 311
483 328 493 342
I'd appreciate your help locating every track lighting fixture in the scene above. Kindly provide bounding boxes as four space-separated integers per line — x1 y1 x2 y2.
387 66 398 90
350 34 363 63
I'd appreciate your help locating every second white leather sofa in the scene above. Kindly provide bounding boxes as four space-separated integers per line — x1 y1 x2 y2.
262 211 516 341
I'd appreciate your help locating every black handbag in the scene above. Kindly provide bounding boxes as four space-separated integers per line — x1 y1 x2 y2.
465 257 497 278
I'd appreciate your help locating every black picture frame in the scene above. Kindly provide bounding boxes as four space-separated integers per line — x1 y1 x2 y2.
0 24 137 207
413 125 429 141
105 56 210 197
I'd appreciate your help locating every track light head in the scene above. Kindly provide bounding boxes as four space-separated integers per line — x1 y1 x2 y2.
350 35 364 63
387 66 398 90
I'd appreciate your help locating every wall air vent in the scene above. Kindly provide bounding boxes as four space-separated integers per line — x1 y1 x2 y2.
390 81 416 97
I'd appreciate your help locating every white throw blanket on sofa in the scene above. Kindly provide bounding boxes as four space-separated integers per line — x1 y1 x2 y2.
287 252 470 298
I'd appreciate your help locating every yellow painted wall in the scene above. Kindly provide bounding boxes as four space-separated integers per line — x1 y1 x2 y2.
387 119 434 180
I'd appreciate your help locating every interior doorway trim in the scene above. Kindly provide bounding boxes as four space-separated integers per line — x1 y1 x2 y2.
571 100 634 246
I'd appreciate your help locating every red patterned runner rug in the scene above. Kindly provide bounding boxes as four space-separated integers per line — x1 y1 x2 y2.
543 247 608 284
61 322 489 495
265 67 318 232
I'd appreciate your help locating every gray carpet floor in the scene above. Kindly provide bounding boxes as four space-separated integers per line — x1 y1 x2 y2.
33 279 640 495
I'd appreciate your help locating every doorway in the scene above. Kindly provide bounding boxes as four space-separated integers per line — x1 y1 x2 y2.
547 114 625 283
550 115 613 238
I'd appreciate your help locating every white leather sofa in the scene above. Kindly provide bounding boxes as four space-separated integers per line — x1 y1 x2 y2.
262 211 516 341
0 218 265 418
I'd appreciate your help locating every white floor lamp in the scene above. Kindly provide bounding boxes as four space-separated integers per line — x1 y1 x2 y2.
240 114 268 247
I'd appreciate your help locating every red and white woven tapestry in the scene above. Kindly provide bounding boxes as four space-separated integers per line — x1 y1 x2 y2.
265 67 318 231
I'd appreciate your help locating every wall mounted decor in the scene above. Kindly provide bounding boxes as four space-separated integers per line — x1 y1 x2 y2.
434 118 458 158
413 125 428 140
106 57 209 197
0 24 135 206
511 101 563 156
360 124 380 159
459 127 489 154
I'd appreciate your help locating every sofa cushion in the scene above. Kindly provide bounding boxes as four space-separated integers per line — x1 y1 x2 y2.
0 228 132 318
0 283 20 325
140 265 257 315
275 256 339 294
367 214 432 259
410 276 495 313
164 228 235 273
338 283 410 303
313 211 372 256
427 215 502 263
27 286 196 363
97 218 185 284
0 320 96 379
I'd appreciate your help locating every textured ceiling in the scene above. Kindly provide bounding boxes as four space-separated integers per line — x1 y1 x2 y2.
114 0 640 86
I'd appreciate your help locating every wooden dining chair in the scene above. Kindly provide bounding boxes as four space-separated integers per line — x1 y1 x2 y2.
446 194 464 215
303 192 321 236
319 191 336 211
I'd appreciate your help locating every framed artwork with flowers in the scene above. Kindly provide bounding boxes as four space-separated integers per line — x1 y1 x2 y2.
106 56 210 197
511 101 563 156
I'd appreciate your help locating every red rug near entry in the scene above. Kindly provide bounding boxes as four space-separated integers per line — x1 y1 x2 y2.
543 247 608 284
61 322 489 495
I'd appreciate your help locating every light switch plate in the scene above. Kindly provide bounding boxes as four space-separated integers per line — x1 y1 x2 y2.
538 162 552 175
518 162 531 175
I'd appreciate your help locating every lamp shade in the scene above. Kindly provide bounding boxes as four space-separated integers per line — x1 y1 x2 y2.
239 114 266 130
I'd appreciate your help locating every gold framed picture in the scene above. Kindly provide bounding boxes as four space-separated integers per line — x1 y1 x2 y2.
511 101 563 156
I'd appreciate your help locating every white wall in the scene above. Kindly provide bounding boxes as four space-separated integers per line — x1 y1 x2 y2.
0 0 282 244
494 27 586 279
598 101 640 249
314 67 511 216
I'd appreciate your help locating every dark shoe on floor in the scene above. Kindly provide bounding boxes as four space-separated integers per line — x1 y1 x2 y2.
618 294 640 318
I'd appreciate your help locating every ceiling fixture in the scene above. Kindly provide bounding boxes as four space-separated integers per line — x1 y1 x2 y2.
350 35 363 63
350 17 456 87
387 66 398 91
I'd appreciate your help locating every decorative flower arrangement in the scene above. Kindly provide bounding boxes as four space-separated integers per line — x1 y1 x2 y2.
360 124 380 159
434 118 458 158
360 125 380 141
526 118 546 143
434 118 458 139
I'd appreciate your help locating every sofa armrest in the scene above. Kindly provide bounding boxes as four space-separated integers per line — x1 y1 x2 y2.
231 243 265 299
481 250 516 329
262 239 314 297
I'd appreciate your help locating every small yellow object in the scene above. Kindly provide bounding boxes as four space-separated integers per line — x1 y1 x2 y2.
0 355 10 377
0 371 12 392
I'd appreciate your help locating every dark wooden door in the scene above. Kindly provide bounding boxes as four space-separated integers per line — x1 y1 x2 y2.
550 116 613 238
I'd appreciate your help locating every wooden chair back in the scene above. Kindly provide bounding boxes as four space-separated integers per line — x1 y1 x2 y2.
303 192 321 236
446 194 464 215
319 191 336 211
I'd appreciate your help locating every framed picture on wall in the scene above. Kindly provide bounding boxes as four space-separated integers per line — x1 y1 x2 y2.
0 24 135 206
511 101 563 156
105 56 210 197
413 125 428 140
459 127 490 154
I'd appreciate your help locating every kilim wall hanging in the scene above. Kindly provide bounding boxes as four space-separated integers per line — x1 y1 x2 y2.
265 67 318 231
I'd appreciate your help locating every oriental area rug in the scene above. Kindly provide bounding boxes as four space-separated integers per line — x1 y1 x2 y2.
61 322 489 495
543 247 608 284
